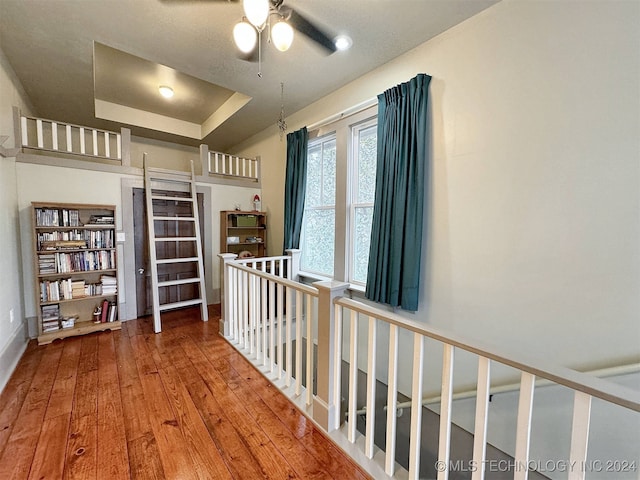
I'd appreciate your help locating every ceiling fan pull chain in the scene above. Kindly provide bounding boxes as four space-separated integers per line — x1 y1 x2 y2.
258 30 263 78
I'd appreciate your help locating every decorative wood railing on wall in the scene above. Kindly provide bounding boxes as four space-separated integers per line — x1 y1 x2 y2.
12 110 260 185
19 114 128 163
201 145 260 183
219 251 640 480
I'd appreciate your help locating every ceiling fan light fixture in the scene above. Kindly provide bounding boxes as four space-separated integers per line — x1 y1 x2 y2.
271 20 294 52
243 0 269 29
233 20 258 53
158 85 174 99
334 34 353 51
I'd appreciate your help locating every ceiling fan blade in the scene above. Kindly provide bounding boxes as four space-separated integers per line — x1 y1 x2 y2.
283 7 337 54
159 0 238 3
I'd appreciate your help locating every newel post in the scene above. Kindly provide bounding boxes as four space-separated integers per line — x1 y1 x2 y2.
120 127 131 166
285 248 301 281
218 253 237 336
199 144 209 176
313 280 349 432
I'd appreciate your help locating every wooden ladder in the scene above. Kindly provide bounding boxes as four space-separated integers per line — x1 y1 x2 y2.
144 159 208 333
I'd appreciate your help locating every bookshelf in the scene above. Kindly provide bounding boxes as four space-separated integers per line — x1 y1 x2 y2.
32 202 121 344
220 211 267 258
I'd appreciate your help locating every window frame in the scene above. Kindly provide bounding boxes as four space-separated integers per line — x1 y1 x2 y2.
298 105 378 286
347 117 378 286
299 132 337 278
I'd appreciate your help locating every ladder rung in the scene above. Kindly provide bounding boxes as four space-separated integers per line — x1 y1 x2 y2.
149 173 192 183
146 166 192 177
151 195 194 202
154 236 197 242
158 278 202 287
156 257 199 264
159 299 205 311
153 216 195 222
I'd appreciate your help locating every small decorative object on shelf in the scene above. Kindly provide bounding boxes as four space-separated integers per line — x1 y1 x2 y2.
32 202 121 344
253 194 261 211
220 210 267 258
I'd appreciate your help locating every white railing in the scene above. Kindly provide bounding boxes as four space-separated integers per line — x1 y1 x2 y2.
20 114 126 162
334 298 640 480
219 255 640 480
219 250 320 406
202 145 260 182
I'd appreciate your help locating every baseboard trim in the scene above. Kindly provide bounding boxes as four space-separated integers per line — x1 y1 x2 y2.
0 322 29 394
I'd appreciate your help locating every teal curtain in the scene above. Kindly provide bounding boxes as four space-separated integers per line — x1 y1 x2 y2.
283 127 308 250
365 74 431 311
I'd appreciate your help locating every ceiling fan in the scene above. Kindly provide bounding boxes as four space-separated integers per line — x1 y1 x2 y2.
232 0 338 57
162 0 340 57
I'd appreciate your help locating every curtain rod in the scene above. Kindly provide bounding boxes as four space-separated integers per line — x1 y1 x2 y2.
306 97 377 132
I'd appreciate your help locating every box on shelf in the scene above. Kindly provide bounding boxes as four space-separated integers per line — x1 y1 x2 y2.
236 215 257 227
61 316 77 329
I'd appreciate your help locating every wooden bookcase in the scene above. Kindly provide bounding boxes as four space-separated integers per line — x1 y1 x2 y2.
32 202 121 344
220 211 267 258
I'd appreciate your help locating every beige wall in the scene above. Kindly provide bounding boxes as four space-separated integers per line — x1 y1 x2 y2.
15 164 134 327
229 0 640 466
232 0 640 377
15 163 261 331
129 135 200 172
0 48 36 391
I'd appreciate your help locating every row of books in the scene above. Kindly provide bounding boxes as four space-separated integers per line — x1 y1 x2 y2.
39 275 117 302
38 251 116 274
95 300 118 324
44 314 78 332
101 275 117 295
89 215 114 225
36 229 114 250
41 304 60 332
41 301 118 333
35 208 81 227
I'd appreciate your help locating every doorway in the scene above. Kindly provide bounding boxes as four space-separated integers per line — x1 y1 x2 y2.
133 188 205 317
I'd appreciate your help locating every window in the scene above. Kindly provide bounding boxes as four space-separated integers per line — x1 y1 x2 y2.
300 133 336 276
298 106 377 285
349 120 377 285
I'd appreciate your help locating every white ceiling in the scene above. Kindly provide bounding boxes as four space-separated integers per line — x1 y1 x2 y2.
0 0 498 152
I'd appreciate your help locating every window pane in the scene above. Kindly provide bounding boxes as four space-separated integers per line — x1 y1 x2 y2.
322 139 336 206
357 125 377 204
306 144 322 207
352 206 373 283
301 209 335 276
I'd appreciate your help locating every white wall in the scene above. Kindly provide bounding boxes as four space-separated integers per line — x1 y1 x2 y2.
231 0 640 464
130 135 200 172
15 164 136 334
0 48 36 392
16 163 261 334
234 0 640 380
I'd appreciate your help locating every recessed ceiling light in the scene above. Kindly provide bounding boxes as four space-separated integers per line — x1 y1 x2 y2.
334 35 352 51
158 85 174 98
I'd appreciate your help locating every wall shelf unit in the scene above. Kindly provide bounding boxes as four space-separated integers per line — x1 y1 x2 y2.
32 202 120 345
220 210 267 258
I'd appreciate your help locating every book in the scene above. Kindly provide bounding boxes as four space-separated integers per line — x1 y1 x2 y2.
100 299 109 323
101 275 117 295
108 302 117 322
41 304 60 331
89 215 114 225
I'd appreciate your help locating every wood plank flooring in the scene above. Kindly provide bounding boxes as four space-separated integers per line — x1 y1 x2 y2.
0 306 371 480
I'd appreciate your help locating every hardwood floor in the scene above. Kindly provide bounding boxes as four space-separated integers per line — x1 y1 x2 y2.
0 307 371 479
